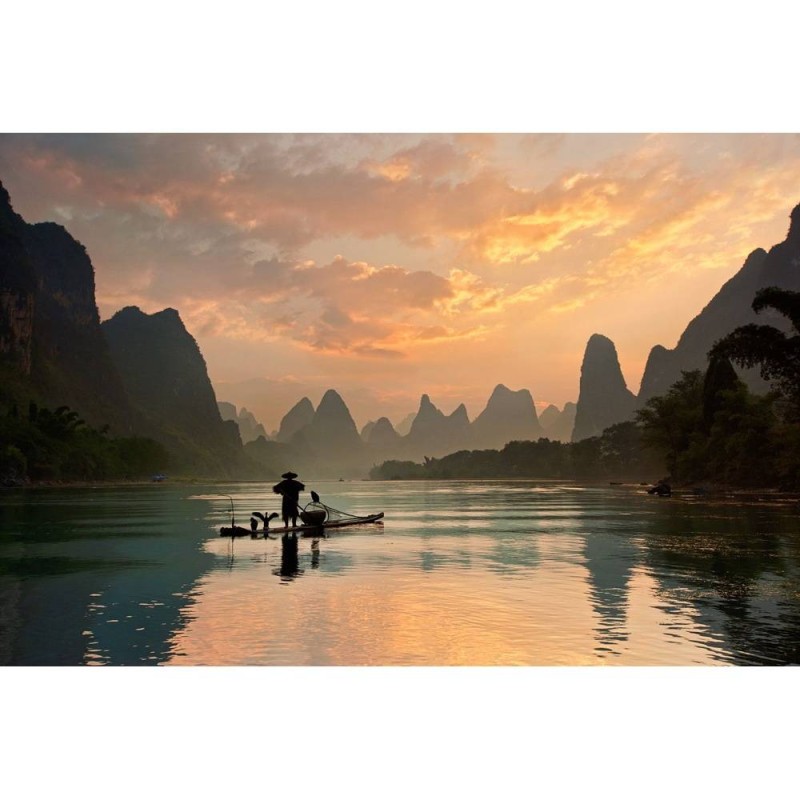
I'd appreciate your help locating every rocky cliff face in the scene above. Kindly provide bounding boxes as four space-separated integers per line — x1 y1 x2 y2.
572 334 636 441
24 222 132 431
0 180 249 475
102 306 241 473
471 384 543 449
0 180 131 430
638 203 800 403
0 181 35 379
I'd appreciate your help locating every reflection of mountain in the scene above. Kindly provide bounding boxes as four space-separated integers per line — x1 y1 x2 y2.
641 503 800 665
583 532 637 652
0 488 215 665
485 538 540 575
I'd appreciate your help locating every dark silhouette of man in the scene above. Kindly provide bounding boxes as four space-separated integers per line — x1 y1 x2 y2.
272 471 305 527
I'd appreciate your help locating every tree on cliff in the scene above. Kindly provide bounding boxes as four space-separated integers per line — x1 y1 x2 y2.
709 287 800 421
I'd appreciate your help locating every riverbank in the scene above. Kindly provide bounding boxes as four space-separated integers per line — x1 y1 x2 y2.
606 480 800 507
7 476 800 508
2 477 224 490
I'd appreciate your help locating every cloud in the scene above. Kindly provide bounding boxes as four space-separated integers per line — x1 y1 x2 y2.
3 132 800 407
167 255 508 358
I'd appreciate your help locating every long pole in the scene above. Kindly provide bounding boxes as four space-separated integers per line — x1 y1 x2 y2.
222 494 235 527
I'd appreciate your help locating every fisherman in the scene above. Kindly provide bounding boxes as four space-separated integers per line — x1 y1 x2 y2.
272 471 305 527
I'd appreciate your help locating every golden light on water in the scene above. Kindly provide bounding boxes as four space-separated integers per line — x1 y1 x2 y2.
165 533 720 666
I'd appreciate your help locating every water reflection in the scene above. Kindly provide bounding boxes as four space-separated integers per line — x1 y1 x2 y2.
0 486 215 666
2 481 799 665
641 501 800 664
583 531 637 655
311 538 320 570
274 533 304 583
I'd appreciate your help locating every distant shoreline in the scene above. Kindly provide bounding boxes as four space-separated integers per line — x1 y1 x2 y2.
5 477 799 507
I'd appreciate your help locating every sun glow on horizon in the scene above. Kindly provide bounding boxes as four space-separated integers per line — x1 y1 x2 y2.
2 132 799 429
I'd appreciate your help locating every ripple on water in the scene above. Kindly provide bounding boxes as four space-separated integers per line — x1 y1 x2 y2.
4 480 800 665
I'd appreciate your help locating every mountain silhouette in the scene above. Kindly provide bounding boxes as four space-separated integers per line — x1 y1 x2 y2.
405 394 472 457
638 203 800 403
539 401 577 443
395 411 416 436
304 389 362 451
364 416 400 447
218 401 268 443
0 180 132 432
471 383 543 449
572 334 636 441
276 397 315 443
102 306 242 474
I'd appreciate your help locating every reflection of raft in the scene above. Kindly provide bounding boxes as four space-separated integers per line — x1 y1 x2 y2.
220 512 384 538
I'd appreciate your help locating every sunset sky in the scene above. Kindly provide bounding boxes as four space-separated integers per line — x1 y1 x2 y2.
2 133 799 431
4 2 797 787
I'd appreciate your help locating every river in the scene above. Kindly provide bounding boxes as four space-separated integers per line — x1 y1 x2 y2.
1 480 799 666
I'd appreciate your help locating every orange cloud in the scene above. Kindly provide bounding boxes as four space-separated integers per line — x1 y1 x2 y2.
3 132 800 412
172 256 506 358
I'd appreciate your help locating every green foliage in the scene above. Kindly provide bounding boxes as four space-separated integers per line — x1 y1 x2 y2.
369 426 663 482
635 357 793 488
370 460 428 480
636 371 705 479
710 286 800 420
0 444 27 483
701 355 740 433
371 349 800 490
0 403 168 484
113 436 169 476
704 384 778 485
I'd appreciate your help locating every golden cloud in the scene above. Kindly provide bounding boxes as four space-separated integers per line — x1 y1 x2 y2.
4 133 800 388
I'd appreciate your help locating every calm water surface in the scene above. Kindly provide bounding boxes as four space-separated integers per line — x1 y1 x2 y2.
1 480 799 666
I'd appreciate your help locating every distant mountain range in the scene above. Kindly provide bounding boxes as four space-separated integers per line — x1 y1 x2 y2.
218 401 268 444
252 384 560 471
3 174 798 475
252 201 800 449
